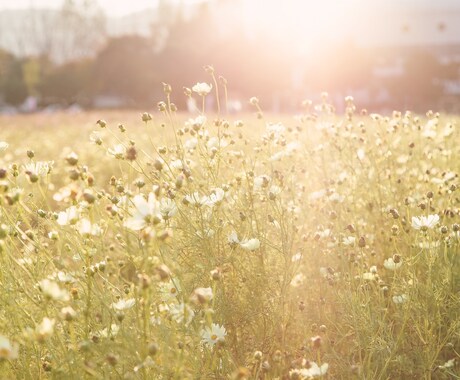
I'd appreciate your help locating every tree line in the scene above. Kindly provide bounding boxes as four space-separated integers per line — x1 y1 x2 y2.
0 0 458 112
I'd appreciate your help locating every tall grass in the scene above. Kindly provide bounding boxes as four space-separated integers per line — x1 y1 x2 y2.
0 76 458 379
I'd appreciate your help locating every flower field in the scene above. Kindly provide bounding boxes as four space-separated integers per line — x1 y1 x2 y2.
0 86 459 379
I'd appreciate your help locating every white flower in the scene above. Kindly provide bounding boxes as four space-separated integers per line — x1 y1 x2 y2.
392 294 409 304
184 137 198 150
383 257 402 270
357 148 365 161
411 214 440 230
190 287 213 304
361 272 378 281
342 236 356 246
0 142 9 152
36 318 55 341
76 218 102 236
107 144 126 159
60 306 77 321
56 271 76 283
24 161 53 177
228 231 240 245
192 82 212 96
290 273 305 287
159 198 178 220
240 238 260 251
89 131 103 145
112 298 136 311
57 206 79 226
290 361 329 378
291 252 302 262
254 175 271 191
204 188 225 207
159 280 181 303
438 358 455 370
186 115 207 128
201 323 226 348
98 324 120 338
185 192 208 207
0 335 18 360
124 193 161 231
169 303 195 325
38 279 70 302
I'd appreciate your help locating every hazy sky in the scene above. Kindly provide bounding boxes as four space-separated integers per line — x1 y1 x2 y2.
0 0 459 17
0 0 207 16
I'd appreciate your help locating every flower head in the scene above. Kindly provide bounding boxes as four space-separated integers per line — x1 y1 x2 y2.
0 335 18 360
201 323 226 348
192 82 212 96
289 361 329 378
240 238 260 251
190 287 213 305
38 279 70 302
57 206 80 226
112 298 136 311
124 193 161 231
169 303 195 325
384 256 402 270
107 144 126 159
412 214 439 231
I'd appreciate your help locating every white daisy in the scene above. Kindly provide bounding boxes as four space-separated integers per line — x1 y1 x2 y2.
201 323 226 348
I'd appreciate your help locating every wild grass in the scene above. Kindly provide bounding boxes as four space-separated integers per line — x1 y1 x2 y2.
0 79 459 379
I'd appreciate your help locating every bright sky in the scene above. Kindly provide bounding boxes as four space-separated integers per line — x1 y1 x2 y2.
0 0 207 16
1 0 459 17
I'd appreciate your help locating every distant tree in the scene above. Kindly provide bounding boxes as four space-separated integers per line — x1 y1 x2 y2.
39 59 92 106
92 36 158 105
3 59 28 105
15 0 106 63
390 50 443 111
0 49 15 100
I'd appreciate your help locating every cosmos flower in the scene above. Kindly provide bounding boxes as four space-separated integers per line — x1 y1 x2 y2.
159 280 181 303
38 279 70 302
107 144 126 159
35 318 55 342
159 198 178 220
289 361 329 378
24 161 53 177
204 188 225 207
240 238 260 251
185 192 208 207
76 218 102 236
57 206 79 226
290 273 305 287
384 257 402 270
98 324 120 338
228 231 240 245
192 82 212 96
201 323 226 348
411 214 440 230
169 303 195 325
0 335 19 360
124 193 161 231
112 298 136 311
392 294 409 304
190 287 213 305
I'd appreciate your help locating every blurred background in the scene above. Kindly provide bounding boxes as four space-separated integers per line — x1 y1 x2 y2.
0 0 460 114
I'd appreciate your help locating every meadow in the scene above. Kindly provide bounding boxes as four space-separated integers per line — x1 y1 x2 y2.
0 84 459 379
